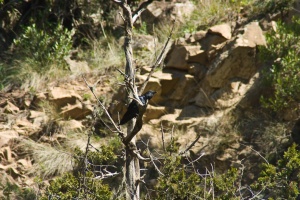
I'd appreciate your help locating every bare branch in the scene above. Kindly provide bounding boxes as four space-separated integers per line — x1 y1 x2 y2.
83 76 125 139
150 154 164 176
133 150 151 161
132 0 153 23
241 143 269 165
94 170 120 180
139 19 176 95
161 122 166 152
179 133 201 155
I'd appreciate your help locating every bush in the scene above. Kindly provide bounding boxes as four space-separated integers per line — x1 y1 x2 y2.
40 140 121 199
42 172 112 200
260 18 300 112
254 144 300 199
13 23 73 73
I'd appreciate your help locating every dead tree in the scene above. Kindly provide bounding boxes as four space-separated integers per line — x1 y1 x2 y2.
85 0 174 199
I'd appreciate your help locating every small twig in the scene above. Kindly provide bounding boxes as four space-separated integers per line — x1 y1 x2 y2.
150 154 164 176
83 76 125 139
118 11 126 23
186 152 205 165
240 143 269 165
180 133 201 155
133 150 151 161
160 122 166 152
116 68 144 106
139 19 176 95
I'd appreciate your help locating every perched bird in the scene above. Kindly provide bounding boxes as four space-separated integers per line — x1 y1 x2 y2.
119 90 156 125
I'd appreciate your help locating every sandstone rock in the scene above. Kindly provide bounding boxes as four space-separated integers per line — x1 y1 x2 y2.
136 75 163 104
144 105 166 122
188 63 207 80
165 45 207 70
29 110 49 127
187 48 207 65
208 23 232 40
0 130 19 148
150 70 196 105
186 30 207 43
206 47 257 89
4 101 19 114
165 45 189 70
141 1 195 25
143 1 167 22
199 33 227 53
235 22 266 48
195 22 266 108
13 118 40 136
60 100 93 120
49 87 82 107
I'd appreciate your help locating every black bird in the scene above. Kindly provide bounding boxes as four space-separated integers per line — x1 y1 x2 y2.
119 90 156 125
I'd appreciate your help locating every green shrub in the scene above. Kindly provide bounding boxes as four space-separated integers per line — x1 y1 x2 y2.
13 23 73 73
40 141 121 199
41 172 112 200
152 137 241 199
260 18 300 111
254 144 300 199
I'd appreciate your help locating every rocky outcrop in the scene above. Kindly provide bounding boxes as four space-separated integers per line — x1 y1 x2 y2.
141 1 195 25
110 21 267 127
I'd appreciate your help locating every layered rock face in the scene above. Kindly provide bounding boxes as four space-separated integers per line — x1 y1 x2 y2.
131 21 266 124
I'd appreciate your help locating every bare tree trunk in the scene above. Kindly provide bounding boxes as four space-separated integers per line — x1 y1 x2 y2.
124 128 140 200
113 1 140 199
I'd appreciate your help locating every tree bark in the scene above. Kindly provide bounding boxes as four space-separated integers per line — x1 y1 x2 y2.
114 1 140 199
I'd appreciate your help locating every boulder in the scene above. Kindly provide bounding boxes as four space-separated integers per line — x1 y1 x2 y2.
29 110 49 127
136 75 163 104
60 100 93 120
144 105 166 122
186 30 207 43
235 22 266 48
165 45 189 70
193 22 266 108
141 1 195 26
208 23 232 40
4 101 19 114
165 45 207 70
151 70 196 104
206 47 257 88
49 87 82 107
0 131 19 148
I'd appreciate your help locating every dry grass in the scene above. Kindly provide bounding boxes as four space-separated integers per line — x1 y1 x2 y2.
19 139 75 178
17 63 69 92
83 36 124 70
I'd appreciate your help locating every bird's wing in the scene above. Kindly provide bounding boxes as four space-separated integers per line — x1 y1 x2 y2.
119 101 139 125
